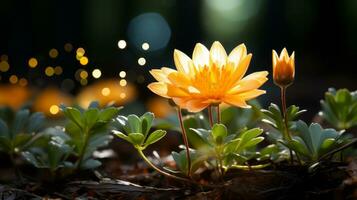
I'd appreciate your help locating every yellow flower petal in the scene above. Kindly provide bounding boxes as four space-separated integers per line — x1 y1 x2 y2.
174 49 193 74
147 83 169 98
167 84 189 97
149 69 170 83
228 71 268 94
272 50 279 68
209 41 227 68
185 99 209 112
192 43 209 68
228 43 247 69
167 71 191 88
238 89 266 100
223 95 251 108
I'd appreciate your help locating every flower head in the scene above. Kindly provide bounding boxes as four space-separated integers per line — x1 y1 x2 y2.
272 48 295 87
148 41 268 112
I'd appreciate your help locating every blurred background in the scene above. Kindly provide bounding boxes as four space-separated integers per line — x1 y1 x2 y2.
0 0 356 120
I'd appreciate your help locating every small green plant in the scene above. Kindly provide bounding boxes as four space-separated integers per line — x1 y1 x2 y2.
113 112 192 181
185 124 268 175
22 128 73 176
0 107 45 160
261 103 306 140
62 103 121 170
320 88 357 130
283 120 356 164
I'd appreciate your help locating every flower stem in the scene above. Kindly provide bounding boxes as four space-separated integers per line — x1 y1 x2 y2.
280 86 294 164
208 106 214 127
177 108 192 177
216 105 221 124
137 148 193 182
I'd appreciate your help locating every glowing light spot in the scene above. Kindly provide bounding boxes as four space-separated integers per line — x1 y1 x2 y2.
101 87 111 96
118 40 127 49
28 58 38 68
64 43 73 52
54 66 63 75
142 42 150 50
119 79 127 86
49 105 59 115
9 75 18 84
0 61 10 72
80 56 89 65
76 48 85 57
0 54 8 61
92 69 102 79
138 57 146 66
79 70 88 79
49 48 59 58
45 66 55 76
120 93 126 99
80 78 88 86
19 78 28 87
119 71 126 78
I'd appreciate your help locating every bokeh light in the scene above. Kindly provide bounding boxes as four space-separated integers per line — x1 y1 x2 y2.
0 61 10 72
142 42 150 50
138 57 146 66
54 66 63 75
19 78 28 87
45 66 55 76
119 71 126 78
118 40 127 49
49 105 60 115
119 79 127 86
64 43 73 52
9 75 18 84
76 47 85 57
80 56 89 65
49 48 59 58
101 87 111 96
28 58 38 68
92 69 102 79
127 13 171 51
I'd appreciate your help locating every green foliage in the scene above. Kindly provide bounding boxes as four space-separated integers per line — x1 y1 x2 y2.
261 103 306 137
282 120 355 163
113 112 166 150
174 123 267 174
62 104 121 170
320 88 357 130
22 128 73 172
0 107 45 155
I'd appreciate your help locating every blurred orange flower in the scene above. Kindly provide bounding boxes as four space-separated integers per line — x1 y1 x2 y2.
0 85 30 109
272 48 295 87
148 41 268 112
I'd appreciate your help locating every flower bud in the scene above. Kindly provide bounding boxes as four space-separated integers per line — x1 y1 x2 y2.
272 48 295 87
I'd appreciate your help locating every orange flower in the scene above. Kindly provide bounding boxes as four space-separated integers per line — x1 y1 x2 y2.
148 41 268 112
272 48 295 87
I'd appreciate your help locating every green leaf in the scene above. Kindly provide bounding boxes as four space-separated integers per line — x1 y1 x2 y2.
84 108 99 128
99 107 121 121
212 123 227 144
113 130 132 143
27 112 45 133
12 109 30 135
128 133 144 145
63 107 83 129
144 130 166 147
127 115 142 133
141 112 154 136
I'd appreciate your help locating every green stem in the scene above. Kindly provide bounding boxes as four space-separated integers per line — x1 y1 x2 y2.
281 86 294 164
208 106 214 127
177 108 192 177
137 148 193 182
75 128 89 170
